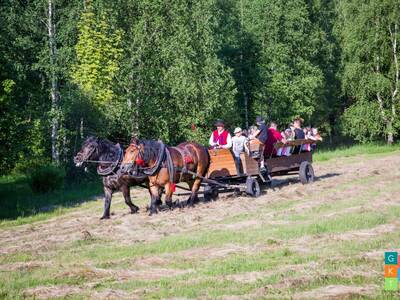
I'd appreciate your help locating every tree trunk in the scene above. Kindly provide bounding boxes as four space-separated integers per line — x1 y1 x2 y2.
240 0 248 128
388 23 398 145
80 117 84 139
387 127 394 144
48 0 60 164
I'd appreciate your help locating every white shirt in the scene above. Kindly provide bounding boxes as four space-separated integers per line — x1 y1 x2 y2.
232 135 247 157
209 130 232 149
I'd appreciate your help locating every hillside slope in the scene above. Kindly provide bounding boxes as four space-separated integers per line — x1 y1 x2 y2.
1 151 400 299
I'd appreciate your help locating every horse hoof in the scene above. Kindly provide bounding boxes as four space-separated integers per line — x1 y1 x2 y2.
131 206 139 214
166 201 174 210
149 209 158 216
100 215 110 220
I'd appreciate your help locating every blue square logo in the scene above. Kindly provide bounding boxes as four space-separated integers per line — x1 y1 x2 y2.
385 252 398 265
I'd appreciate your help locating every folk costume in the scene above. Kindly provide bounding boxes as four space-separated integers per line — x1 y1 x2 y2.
209 120 232 149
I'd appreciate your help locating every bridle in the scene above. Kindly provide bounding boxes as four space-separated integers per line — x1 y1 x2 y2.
124 140 167 177
75 141 124 176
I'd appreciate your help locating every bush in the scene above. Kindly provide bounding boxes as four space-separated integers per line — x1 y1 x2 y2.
340 101 384 143
28 165 66 194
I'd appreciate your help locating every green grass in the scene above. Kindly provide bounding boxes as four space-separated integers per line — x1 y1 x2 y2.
314 142 400 162
1 146 400 299
0 174 102 222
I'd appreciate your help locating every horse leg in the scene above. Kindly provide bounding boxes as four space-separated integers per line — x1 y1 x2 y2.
188 178 202 207
121 184 139 214
101 186 112 219
156 187 163 206
164 183 174 209
147 187 162 207
149 185 161 216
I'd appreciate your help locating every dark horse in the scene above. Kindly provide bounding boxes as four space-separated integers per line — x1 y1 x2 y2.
120 138 210 215
74 136 146 219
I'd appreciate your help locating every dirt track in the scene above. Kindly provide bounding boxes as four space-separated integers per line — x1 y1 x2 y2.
1 151 400 299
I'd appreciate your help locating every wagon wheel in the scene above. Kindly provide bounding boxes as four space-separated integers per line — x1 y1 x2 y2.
246 177 261 197
299 161 314 184
204 184 219 201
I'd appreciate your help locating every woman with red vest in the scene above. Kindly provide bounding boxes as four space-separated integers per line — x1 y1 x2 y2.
209 119 232 149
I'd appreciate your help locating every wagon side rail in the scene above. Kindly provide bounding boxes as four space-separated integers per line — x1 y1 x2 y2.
273 139 321 150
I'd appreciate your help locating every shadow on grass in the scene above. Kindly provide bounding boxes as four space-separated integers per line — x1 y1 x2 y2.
268 172 341 192
0 175 103 221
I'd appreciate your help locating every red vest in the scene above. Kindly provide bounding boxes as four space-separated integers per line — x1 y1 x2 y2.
264 127 283 157
213 129 229 145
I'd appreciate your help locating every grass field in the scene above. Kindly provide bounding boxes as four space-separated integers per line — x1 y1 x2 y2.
0 144 400 299
0 174 102 223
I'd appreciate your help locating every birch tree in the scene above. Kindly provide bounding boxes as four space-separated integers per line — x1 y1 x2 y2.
338 0 400 143
48 0 61 163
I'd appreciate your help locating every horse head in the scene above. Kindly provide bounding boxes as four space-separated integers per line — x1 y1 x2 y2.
120 138 145 175
74 136 100 167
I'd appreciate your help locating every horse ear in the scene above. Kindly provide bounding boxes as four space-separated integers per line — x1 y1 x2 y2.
130 136 139 144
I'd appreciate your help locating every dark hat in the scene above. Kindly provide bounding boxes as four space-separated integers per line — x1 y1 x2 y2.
294 116 304 123
255 116 265 124
214 119 225 127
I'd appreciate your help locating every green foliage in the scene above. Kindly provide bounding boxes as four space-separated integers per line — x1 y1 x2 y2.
115 0 238 144
336 0 400 142
1 0 399 176
71 3 123 104
28 164 66 194
0 79 18 174
340 101 383 142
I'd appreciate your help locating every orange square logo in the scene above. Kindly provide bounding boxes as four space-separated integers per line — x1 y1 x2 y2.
384 265 398 278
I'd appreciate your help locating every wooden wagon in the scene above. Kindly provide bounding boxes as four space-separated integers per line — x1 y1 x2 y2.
200 139 317 200
172 139 318 200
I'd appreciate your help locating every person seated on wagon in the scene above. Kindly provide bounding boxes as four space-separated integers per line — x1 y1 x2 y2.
308 127 323 151
232 127 247 174
209 119 232 149
278 128 293 156
293 117 305 154
309 127 323 141
302 126 313 151
247 125 258 140
293 117 305 139
264 121 286 158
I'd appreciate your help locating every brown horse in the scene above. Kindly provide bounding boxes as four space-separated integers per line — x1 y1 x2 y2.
119 138 210 215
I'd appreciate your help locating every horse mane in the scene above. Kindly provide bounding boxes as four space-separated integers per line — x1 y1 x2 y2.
140 140 163 162
83 136 119 162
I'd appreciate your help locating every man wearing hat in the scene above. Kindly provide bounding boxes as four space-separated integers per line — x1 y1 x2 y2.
209 119 232 149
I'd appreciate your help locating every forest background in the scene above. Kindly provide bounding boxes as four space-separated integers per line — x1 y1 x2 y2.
1 0 399 179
